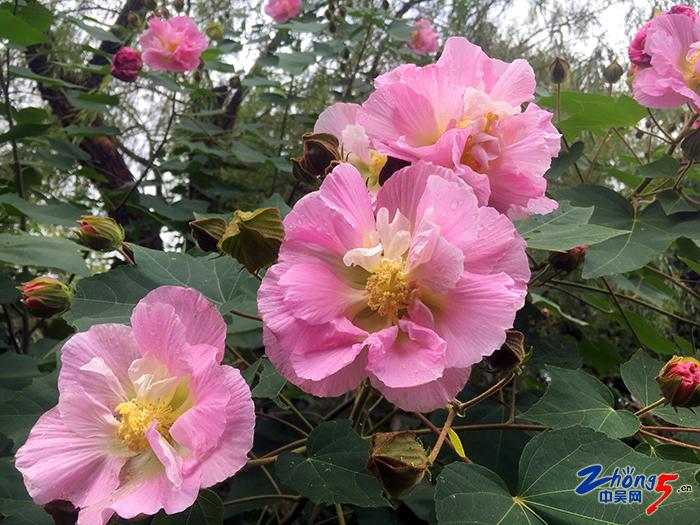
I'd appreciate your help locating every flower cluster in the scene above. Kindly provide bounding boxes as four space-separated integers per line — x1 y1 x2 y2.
629 5 700 109
16 287 255 525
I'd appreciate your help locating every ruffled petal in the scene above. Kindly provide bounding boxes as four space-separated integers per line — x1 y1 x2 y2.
130 300 189 374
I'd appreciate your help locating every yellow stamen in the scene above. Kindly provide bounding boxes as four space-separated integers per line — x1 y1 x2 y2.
115 399 176 453
365 260 412 319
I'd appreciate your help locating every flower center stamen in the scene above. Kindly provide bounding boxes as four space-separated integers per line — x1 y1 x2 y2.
115 399 176 453
365 259 412 319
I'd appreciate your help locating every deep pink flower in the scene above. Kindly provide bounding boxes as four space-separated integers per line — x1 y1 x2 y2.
265 0 301 23
139 17 208 72
408 19 439 56
111 47 143 82
258 162 529 412
357 37 559 219
15 286 254 525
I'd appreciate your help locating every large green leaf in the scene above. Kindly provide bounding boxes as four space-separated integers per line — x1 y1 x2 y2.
0 459 52 525
276 420 389 507
557 185 700 278
621 350 700 428
516 201 627 251
0 9 48 46
522 366 640 438
0 233 88 276
0 371 57 449
64 245 258 330
276 51 317 75
0 193 83 226
435 426 700 524
152 490 223 525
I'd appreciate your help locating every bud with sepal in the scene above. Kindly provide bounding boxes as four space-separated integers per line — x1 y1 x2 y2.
657 355 700 408
603 60 624 84
19 276 73 318
190 216 227 253
487 329 527 372
218 208 284 272
548 245 588 273
366 431 429 498
549 57 570 84
291 132 341 185
76 215 125 252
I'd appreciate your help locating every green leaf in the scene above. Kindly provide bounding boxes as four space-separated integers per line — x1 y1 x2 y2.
636 155 679 179
65 91 119 112
9 66 82 88
276 420 389 507
0 353 41 389
152 489 223 525
67 16 120 43
0 9 47 46
0 233 88 276
657 190 698 214
515 201 627 251
0 458 52 525
64 125 120 137
230 142 268 164
0 371 57 449
613 309 679 355
435 426 700 524
0 193 84 226
545 140 584 180
276 51 317 75
522 366 640 438
251 357 286 402
0 123 52 143
387 21 414 41
529 292 588 326
538 92 646 139
621 350 700 428
64 245 258 330
558 185 700 278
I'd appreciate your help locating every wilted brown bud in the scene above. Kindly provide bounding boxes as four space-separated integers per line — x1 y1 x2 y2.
681 127 700 161
291 132 341 185
205 21 224 41
76 215 125 252
366 431 429 498
657 356 700 408
172 0 184 11
548 245 587 273
487 330 526 371
549 57 570 85
19 276 73 318
190 216 227 252
218 208 284 272
603 60 624 84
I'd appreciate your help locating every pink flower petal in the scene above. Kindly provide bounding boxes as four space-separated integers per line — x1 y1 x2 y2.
488 59 536 106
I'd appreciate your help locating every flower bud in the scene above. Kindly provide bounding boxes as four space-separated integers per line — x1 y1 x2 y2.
19 277 73 318
172 0 185 12
603 60 624 84
657 356 700 408
366 431 429 498
110 47 143 83
190 216 227 253
205 21 224 41
487 329 526 371
291 132 341 185
218 208 284 272
548 245 587 273
681 128 700 161
549 57 570 84
76 215 125 252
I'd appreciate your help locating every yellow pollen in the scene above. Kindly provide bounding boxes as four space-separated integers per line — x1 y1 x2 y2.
365 260 412 319
368 151 388 179
115 399 176 453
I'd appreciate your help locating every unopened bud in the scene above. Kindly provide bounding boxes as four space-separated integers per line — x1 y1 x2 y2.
548 245 587 273
487 330 526 371
549 57 570 85
190 216 227 253
126 12 141 27
205 21 224 41
19 276 73 318
291 132 341 185
657 356 700 408
111 47 143 83
76 215 125 252
218 208 284 272
603 60 624 84
681 128 700 161
366 431 429 498
172 0 184 12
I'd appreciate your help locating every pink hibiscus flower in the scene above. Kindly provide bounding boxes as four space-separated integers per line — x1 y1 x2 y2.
357 37 559 219
15 286 255 525
631 8 700 110
265 0 301 23
139 17 208 72
408 19 440 56
629 6 697 66
258 162 529 412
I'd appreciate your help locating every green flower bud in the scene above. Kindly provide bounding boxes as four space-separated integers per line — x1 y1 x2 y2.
218 207 284 272
76 215 125 252
657 355 700 408
205 21 224 41
291 132 341 185
487 329 526 372
19 276 73 318
190 216 227 253
549 57 570 85
548 245 588 273
603 60 624 84
366 431 429 498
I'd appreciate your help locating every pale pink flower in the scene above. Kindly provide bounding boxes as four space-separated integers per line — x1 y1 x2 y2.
258 162 529 412
265 0 301 23
408 19 439 56
357 37 559 219
631 9 700 110
628 6 697 66
139 17 208 72
15 286 254 525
